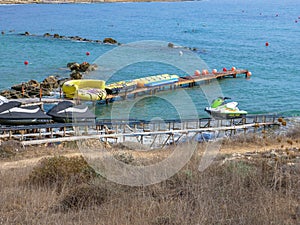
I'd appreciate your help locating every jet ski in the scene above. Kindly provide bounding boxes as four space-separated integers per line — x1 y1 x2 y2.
0 98 52 125
47 101 96 123
205 97 247 119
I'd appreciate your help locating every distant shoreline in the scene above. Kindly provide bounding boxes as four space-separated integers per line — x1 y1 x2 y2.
0 0 187 4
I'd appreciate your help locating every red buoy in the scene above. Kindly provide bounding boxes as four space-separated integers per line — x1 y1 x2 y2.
265 42 269 47
86 51 90 56
212 69 217 74
231 66 236 71
194 70 201 76
24 60 29 65
223 67 227 72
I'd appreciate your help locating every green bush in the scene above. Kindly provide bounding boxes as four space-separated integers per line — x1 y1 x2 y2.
27 156 97 189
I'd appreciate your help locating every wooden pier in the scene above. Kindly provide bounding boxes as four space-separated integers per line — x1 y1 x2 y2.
105 69 250 102
0 115 281 148
11 68 249 107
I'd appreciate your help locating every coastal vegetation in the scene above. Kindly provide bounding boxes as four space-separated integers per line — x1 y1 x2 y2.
1 130 300 224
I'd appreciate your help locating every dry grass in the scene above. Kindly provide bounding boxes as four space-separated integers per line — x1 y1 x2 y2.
1 143 300 225
1 128 300 224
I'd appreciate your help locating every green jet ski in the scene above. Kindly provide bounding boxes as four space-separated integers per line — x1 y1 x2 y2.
205 97 247 119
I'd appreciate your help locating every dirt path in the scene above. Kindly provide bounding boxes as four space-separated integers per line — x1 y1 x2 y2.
1 137 299 171
0 152 83 170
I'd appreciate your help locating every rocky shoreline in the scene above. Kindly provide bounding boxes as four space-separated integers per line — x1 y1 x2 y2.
0 61 97 99
21 31 120 45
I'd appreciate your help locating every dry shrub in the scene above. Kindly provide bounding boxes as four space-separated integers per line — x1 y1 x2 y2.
1 144 300 224
286 124 300 139
58 183 109 211
222 133 266 146
26 156 97 190
113 152 134 164
0 140 22 158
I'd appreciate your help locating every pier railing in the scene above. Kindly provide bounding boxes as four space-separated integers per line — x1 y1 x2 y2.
0 114 281 148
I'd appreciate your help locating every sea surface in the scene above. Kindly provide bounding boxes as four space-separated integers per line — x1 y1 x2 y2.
0 0 299 120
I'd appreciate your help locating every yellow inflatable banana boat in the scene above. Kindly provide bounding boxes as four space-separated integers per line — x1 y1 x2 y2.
105 80 138 94
134 74 179 88
62 80 107 101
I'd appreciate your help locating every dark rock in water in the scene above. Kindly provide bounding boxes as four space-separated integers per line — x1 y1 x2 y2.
43 33 51 37
103 37 117 44
11 83 23 92
28 80 40 88
67 62 77 68
41 75 59 90
3 76 58 99
11 80 39 92
0 90 12 98
9 91 22 99
87 63 98 71
95 40 102 43
168 42 174 48
67 62 93 73
70 36 84 42
79 62 90 72
70 71 82 80
53 33 60 38
83 38 92 42
1 31 4 35
67 62 80 71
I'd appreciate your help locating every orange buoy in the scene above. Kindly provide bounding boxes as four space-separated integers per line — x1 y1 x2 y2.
265 42 269 47
231 66 236 71
202 69 208 75
222 67 227 72
212 69 217 74
86 51 90 56
246 71 252 77
24 60 29 65
194 70 201 76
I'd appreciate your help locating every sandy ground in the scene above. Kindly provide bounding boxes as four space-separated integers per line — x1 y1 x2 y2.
1 135 299 171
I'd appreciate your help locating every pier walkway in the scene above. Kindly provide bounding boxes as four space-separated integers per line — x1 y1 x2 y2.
15 68 250 107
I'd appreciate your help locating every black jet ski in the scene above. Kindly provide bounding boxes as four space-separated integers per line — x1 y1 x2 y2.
47 101 96 123
0 99 52 125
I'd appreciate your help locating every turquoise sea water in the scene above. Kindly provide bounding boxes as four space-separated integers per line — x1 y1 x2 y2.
0 0 299 120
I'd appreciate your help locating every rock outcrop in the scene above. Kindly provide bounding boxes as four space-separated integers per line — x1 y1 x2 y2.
0 75 61 99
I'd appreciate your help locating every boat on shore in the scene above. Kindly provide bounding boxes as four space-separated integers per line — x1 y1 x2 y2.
0 97 52 125
47 100 96 123
205 97 247 119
